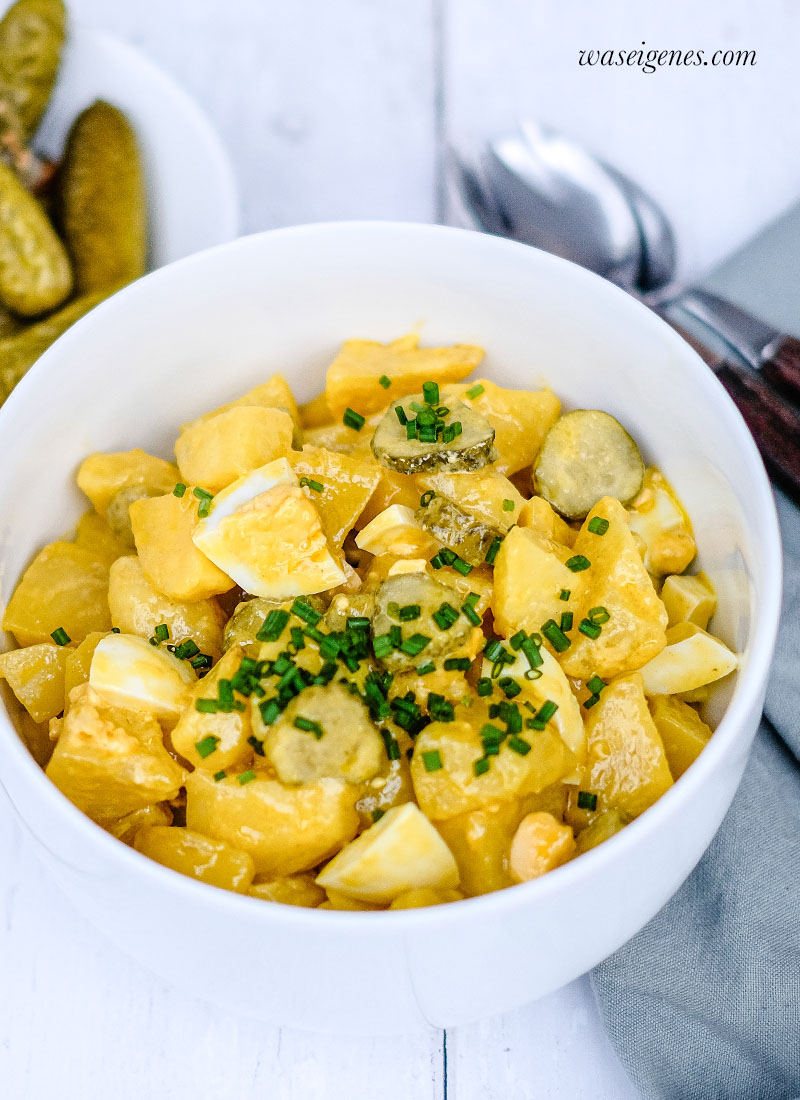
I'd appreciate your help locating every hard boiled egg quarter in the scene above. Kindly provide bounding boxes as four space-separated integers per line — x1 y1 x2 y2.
89 633 196 726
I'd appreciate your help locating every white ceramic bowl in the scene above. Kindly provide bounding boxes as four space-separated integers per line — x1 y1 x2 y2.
0 224 781 1035
36 25 239 265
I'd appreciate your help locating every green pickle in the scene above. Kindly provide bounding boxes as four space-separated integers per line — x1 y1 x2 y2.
59 99 147 293
0 159 72 315
0 0 66 140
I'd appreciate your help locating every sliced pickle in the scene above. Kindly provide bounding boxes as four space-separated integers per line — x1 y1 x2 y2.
534 409 644 520
372 573 474 671
418 495 502 567
371 395 496 474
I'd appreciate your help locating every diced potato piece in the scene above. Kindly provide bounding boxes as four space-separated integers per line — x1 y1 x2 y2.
299 392 332 430
389 887 463 908
639 623 737 696
417 468 527 533
175 406 295 494
508 812 575 882
325 333 483 418
492 527 577 641
3 541 111 647
518 496 577 547
248 873 326 907
74 511 130 564
573 809 628 856
0 643 67 722
627 468 696 576
316 803 459 904
303 409 384 456
89 633 196 728
356 466 420 528
649 694 713 779
560 498 668 680
107 556 226 660
77 449 180 516
189 374 300 428
446 380 560 476
130 491 235 601
46 684 184 821
16 710 53 766
134 826 255 894
355 504 439 558
263 683 383 784
579 672 673 819
192 459 345 598
171 645 253 771
661 572 716 630
288 445 381 548
64 632 107 700
411 717 572 821
104 802 173 843
185 767 360 875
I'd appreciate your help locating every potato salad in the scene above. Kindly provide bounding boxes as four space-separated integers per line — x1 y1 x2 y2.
0 334 738 909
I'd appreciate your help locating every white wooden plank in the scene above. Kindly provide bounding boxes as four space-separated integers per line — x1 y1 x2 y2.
443 0 800 280
66 0 439 232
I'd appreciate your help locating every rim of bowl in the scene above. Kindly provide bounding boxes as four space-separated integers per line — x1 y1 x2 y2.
0 221 783 930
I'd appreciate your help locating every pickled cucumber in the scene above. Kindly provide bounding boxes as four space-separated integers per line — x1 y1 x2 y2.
0 0 65 141
534 409 644 520
372 573 474 671
0 289 105 400
59 100 147 293
418 495 503 567
372 395 496 474
0 160 72 315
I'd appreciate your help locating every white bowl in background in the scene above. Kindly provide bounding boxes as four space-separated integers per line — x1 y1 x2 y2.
0 223 781 1035
36 25 240 266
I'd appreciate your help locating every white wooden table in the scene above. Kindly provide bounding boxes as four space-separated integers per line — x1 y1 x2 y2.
1 1 796 1095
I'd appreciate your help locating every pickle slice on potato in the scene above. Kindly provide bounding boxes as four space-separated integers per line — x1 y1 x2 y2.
372 573 474 671
418 494 502 567
534 409 644 520
372 395 496 474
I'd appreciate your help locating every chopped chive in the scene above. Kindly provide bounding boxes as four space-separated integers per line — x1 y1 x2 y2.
111 627 120 633
588 606 610 625
314 661 338 686
541 619 571 653
465 383 484 400
422 381 440 406
259 698 282 725
583 693 601 710
294 716 324 739
153 623 169 643
247 735 265 756
378 374 392 389
419 490 435 508
586 675 607 695
443 657 471 671
497 676 521 698
438 548 456 566
485 537 503 565
559 611 573 633
508 736 532 756
372 808 386 822
291 598 321 626
195 734 219 759
524 668 542 680
399 633 431 657
191 653 212 671
416 660 435 675
389 625 402 648
381 728 401 761
502 499 515 512
462 601 482 625
174 639 200 660
193 486 213 500
195 699 218 714
373 633 394 659
566 554 591 573
577 790 598 811
387 601 401 620
452 557 472 576
477 677 493 697
559 589 571 601
422 749 443 772
50 627 71 646
343 407 365 431
483 638 505 663
173 482 187 497
299 477 323 493
290 626 305 651
395 405 408 426
418 424 437 443
430 553 444 570
238 770 256 785
197 497 211 519
406 419 418 440
410 400 425 413
399 604 421 622
473 756 491 776
427 693 455 722
579 619 602 639
432 603 460 630
510 630 527 650
480 724 505 747
587 517 609 535
213 770 226 782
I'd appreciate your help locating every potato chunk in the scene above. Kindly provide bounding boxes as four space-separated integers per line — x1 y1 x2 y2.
107 556 226 660
660 572 716 630
649 694 713 779
189 374 300 428
518 495 577 548
3 541 111 646
411 717 571 821
171 645 254 771
263 683 383 784
559 498 667 680
134 826 255 894
325 333 483 418
248 873 326 907
77 449 180 516
639 623 737 696
316 803 459 904
64 632 107 699
130 491 235 601
579 673 673 819
174 406 295 494
356 466 419 528
104 802 173 843
508 812 575 882
492 527 577 640
74 511 130 564
447 380 560 476
185 768 360 875
0 643 67 722
436 800 520 896
627 468 696 576
46 684 184 821
287 445 381 549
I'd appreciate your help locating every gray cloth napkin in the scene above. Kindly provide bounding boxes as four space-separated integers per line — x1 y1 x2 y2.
591 489 800 1100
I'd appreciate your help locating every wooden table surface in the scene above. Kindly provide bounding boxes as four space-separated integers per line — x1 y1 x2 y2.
1 1 796 1095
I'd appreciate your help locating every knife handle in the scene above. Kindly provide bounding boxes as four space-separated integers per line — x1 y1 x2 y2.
667 320 800 503
760 334 800 406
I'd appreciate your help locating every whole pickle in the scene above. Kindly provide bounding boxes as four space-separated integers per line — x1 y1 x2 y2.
59 100 147 293
0 160 72 314
0 0 65 140
0 288 106 400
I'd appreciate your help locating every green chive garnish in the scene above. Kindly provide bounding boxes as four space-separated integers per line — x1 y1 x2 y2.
443 657 471 671
452 557 472 576
559 612 573 633
586 675 607 694
174 639 200 660
508 736 531 755
173 482 187 498
343 407 366 431
379 375 391 389
432 603 460 630
416 660 435 675
399 604 421 621
559 589 571 601
462 601 482 626
473 756 490 776
566 555 591 572
477 677 493 697
372 808 386 822
195 734 220 759
579 619 602 639
291 598 321 626
294 716 324 739
399 633 430 657
395 405 408 425
541 619 571 652
465 383 484 399
50 627 71 646
485 537 503 565
238 770 256 785
587 517 609 535
422 381 440 406
502 499 515 512
588 606 610 625
153 623 169 643
419 490 435 508
422 749 443 772
299 477 323 493
259 698 282 725
213 770 226 782
577 791 598 811
195 699 218 714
